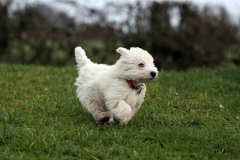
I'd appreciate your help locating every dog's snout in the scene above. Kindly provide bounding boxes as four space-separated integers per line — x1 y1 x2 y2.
150 71 156 78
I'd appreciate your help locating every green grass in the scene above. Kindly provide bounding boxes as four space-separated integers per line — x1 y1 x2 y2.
0 63 240 160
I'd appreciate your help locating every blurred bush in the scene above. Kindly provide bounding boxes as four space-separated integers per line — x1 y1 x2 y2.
0 0 239 70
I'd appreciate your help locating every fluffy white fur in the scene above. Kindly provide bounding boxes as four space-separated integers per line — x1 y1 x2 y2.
75 46 158 125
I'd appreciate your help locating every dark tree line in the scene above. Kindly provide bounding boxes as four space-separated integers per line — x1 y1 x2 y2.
0 0 239 70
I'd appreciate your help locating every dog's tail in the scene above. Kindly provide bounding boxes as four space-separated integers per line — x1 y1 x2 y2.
75 47 91 68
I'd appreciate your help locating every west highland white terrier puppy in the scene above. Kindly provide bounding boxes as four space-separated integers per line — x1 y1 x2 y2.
75 47 158 125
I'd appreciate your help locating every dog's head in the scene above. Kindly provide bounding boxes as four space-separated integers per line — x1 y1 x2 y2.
116 47 158 83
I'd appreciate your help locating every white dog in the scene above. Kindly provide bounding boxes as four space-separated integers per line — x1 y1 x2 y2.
75 47 158 125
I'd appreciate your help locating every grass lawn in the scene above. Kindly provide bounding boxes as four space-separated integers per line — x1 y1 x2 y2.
0 63 240 159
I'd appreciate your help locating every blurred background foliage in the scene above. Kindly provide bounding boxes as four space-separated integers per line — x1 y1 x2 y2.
0 0 239 70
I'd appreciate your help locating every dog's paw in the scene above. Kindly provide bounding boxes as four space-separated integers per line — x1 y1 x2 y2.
108 117 114 123
113 116 121 123
113 113 131 125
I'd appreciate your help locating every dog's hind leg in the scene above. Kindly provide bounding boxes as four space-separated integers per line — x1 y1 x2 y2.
85 103 111 123
91 110 111 123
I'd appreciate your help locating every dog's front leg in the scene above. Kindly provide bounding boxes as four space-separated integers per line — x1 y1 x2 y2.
108 100 132 125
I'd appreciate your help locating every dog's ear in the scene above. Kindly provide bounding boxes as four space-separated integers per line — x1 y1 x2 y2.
116 47 130 55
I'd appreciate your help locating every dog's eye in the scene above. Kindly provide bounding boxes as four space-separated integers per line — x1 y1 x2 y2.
138 63 144 67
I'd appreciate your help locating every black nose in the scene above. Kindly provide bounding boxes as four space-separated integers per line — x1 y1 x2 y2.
150 71 156 78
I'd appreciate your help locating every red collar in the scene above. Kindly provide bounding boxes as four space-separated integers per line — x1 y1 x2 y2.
127 80 143 93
